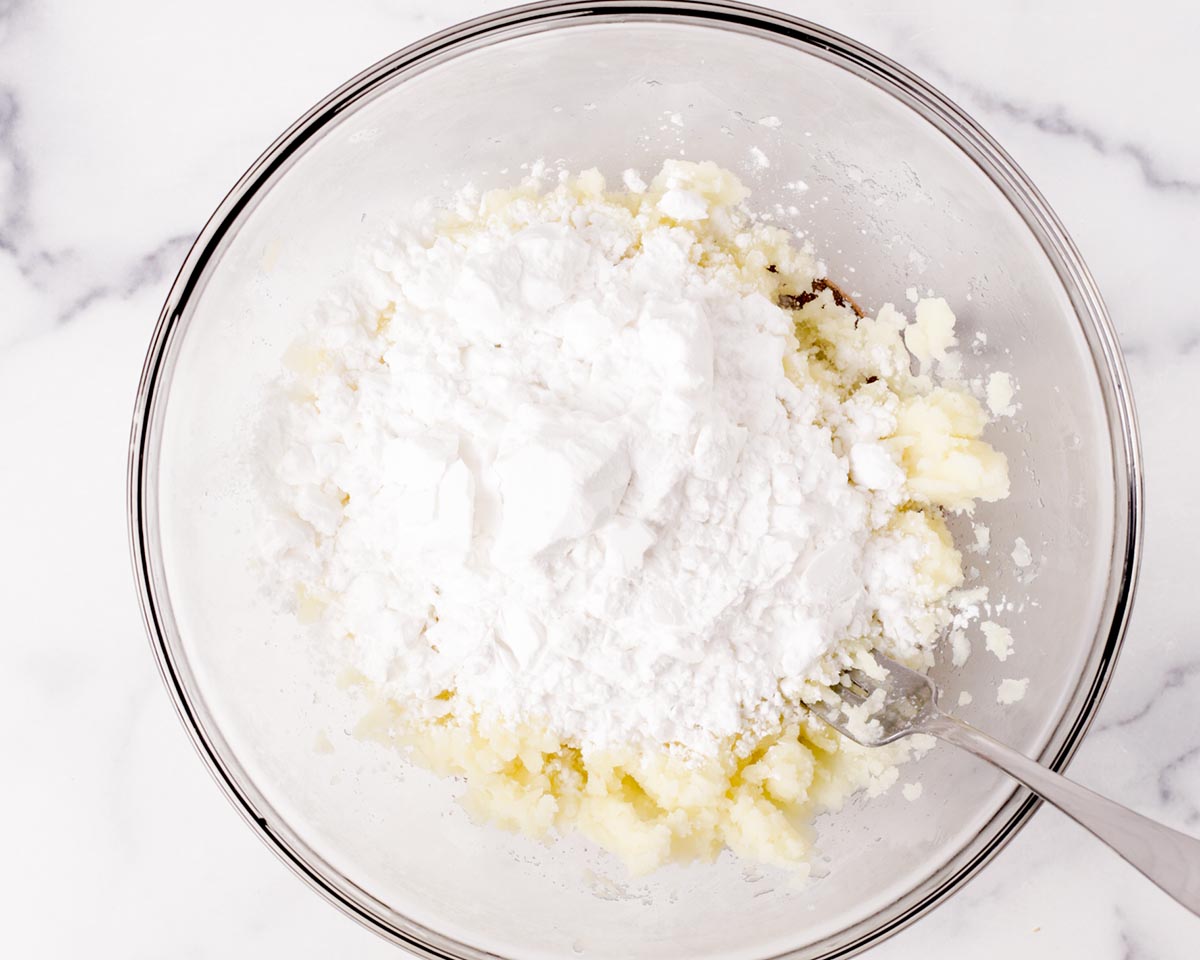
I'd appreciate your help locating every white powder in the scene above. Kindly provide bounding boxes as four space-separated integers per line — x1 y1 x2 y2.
986 371 1015 416
957 690 973 706
657 188 709 221
621 169 647 194
901 782 923 801
997 677 1029 704
262 164 979 759
981 620 1014 661
1011 536 1032 568
950 629 971 667
904 297 958 371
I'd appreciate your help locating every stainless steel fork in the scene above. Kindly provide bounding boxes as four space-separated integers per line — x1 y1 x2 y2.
806 653 1200 915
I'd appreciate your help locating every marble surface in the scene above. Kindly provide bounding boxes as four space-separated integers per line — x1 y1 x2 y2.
2 0 1197 956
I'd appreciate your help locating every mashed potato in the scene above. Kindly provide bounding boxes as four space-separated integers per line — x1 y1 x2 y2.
355 689 930 877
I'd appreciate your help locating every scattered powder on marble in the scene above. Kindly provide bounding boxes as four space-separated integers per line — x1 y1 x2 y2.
901 782 923 801
749 145 771 169
957 690 973 707
756 116 782 128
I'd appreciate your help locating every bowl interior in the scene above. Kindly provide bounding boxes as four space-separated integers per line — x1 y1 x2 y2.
143 13 1127 960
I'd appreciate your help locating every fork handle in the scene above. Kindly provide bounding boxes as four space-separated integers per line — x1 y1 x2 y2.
922 713 1200 916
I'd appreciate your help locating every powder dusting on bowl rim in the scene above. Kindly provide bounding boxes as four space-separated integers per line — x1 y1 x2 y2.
126 3 1142 958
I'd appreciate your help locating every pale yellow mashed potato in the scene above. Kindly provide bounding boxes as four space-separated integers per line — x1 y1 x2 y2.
334 162 1008 877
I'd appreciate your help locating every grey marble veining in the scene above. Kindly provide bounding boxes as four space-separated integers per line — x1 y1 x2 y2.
914 63 1200 196
54 231 195 326
1 1 1198 958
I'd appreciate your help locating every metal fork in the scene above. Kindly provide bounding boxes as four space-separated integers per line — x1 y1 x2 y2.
807 652 1200 915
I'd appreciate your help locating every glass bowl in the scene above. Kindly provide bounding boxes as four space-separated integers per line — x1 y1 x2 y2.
128 2 1142 957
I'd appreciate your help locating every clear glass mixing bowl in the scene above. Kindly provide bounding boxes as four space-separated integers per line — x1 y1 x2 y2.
128 2 1142 957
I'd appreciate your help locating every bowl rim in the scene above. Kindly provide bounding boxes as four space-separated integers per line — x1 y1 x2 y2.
127 2 1144 957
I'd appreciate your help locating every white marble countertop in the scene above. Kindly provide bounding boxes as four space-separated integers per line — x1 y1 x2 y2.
2 0 1198 956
